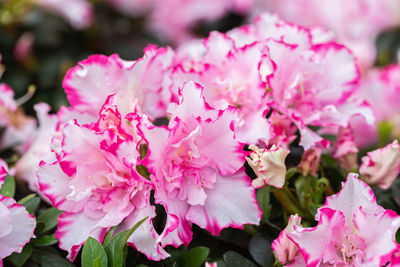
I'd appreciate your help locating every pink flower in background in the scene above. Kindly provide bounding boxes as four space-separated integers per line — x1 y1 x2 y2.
0 84 17 125
360 140 400 190
13 32 34 62
332 127 359 171
0 160 36 266
256 0 400 68
287 173 400 266
141 82 261 247
34 0 93 30
360 65 400 122
351 64 400 147
37 116 169 260
246 144 290 188
263 38 373 149
15 103 57 195
0 84 36 153
333 127 358 159
148 0 253 43
298 148 321 177
108 0 153 17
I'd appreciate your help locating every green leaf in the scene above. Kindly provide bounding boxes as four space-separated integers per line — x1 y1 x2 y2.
248 233 274 267
103 226 117 247
223 251 257 267
7 244 33 267
307 203 322 217
176 247 209 267
285 168 297 180
0 174 15 197
41 253 76 267
378 120 394 147
256 186 270 213
18 193 37 205
82 237 108 267
37 207 63 233
32 234 58 246
21 195 41 214
104 216 148 267
256 186 272 221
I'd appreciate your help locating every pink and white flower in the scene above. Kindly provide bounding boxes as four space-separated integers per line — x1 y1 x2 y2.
34 0 93 30
271 214 303 266
287 173 400 266
15 103 57 195
37 113 168 260
0 160 36 266
141 82 261 247
246 144 290 188
256 0 400 68
263 38 373 149
63 46 174 123
360 140 400 190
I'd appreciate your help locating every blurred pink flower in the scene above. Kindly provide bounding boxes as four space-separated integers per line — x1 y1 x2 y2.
360 140 400 189
34 0 93 30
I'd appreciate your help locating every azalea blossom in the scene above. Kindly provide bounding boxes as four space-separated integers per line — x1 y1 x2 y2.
141 82 261 247
286 173 400 266
37 108 169 260
0 83 36 153
171 31 271 145
62 46 174 123
246 144 290 188
34 0 93 30
148 0 253 43
352 64 400 147
360 140 400 189
0 160 36 266
256 0 400 68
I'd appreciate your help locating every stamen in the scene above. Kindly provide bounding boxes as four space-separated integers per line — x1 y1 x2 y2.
16 85 36 106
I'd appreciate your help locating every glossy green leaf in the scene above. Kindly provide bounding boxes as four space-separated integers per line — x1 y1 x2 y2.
32 234 58 246
0 174 15 197
21 195 41 214
7 244 33 267
176 247 209 267
103 226 117 247
248 233 274 267
82 237 108 267
41 253 76 267
105 216 147 267
223 251 257 267
18 193 37 205
37 207 63 233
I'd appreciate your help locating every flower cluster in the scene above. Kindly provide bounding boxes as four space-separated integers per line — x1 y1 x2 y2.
2 5 400 266
17 13 381 261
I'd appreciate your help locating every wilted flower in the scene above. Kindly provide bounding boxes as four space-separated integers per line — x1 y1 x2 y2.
246 144 290 188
